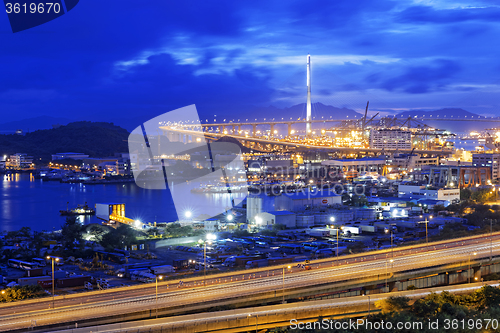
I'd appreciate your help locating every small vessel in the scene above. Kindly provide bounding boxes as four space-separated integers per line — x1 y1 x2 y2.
60 202 95 216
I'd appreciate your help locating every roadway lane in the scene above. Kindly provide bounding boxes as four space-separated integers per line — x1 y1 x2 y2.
59 282 500 333
0 230 496 316
0 236 499 331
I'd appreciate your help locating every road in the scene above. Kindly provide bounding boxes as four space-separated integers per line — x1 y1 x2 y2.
56 281 500 333
160 126 452 155
0 234 499 331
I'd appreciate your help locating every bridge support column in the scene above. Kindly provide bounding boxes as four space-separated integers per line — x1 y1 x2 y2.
270 124 275 137
288 123 292 136
252 125 257 137
232 125 235 134
218 126 223 134
237 125 241 135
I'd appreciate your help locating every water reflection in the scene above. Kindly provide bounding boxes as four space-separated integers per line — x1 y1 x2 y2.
1 173 247 232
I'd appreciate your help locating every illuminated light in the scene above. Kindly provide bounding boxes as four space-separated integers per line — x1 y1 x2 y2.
255 216 262 224
226 214 234 221
329 216 335 222
184 211 192 218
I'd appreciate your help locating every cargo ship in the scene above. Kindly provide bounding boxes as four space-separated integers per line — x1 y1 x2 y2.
60 202 95 216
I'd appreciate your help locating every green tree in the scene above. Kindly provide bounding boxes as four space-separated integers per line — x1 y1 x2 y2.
61 217 84 251
375 296 410 313
460 188 472 200
100 224 138 250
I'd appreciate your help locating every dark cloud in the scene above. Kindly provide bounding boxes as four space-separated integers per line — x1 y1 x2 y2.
367 59 461 94
1 0 500 124
397 5 500 24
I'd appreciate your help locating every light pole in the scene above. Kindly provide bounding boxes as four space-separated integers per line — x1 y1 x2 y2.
469 252 477 283
248 314 258 333
424 217 429 244
46 256 59 309
155 275 163 318
282 265 290 303
336 227 339 264
390 230 394 266
364 294 371 316
385 259 393 292
203 234 216 286
490 219 495 261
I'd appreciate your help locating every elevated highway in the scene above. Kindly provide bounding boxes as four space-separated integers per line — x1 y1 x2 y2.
160 126 453 155
56 281 500 333
2 233 500 331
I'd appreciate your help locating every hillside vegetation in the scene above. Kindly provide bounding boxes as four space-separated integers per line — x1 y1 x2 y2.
0 122 129 161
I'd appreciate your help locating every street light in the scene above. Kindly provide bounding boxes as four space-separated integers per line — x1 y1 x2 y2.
226 214 233 222
336 228 339 264
469 252 477 283
155 275 163 318
385 259 393 292
282 265 291 303
184 211 192 219
203 234 216 285
490 219 496 261
46 256 59 309
363 294 371 316
248 314 258 332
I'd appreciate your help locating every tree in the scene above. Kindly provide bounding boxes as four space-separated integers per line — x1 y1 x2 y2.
61 217 84 251
471 188 494 203
460 188 472 200
432 204 446 213
375 296 410 313
100 224 139 250
473 285 500 310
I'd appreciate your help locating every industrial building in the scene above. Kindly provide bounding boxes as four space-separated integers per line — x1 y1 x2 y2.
6 153 33 169
254 211 296 228
247 190 343 229
473 153 500 181
398 184 460 203
51 152 90 161
369 129 412 150
321 158 386 173
419 165 492 188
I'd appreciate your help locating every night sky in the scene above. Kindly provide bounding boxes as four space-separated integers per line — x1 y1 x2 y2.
1 0 500 128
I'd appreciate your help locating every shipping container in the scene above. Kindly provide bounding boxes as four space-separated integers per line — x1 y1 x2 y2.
173 259 189 270
268 257 294 266
38 279 52 288
245 259 269 269
342 226 361 235
25 268 44 277
56 275 91 288
150 265 175 275
18 276 51 287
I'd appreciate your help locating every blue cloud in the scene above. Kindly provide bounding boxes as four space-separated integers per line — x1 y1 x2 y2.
397 5 500 24
1 0 500 124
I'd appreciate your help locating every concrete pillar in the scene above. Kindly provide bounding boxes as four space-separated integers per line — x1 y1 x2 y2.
270 124 275 137
288 123 292 136
252 125 257 137
237 125 241 135
218 126 222 134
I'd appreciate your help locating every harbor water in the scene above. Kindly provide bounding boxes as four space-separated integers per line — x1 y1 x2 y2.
0 173 245 232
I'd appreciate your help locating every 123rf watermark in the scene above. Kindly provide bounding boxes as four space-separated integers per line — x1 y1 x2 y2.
290 318 500 331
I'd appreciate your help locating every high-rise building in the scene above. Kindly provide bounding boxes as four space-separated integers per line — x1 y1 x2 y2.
369 129 411 150
472 153 500 181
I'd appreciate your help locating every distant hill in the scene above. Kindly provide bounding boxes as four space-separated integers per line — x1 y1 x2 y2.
0 116 74 133
396 108 480 118
0 122 129 161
